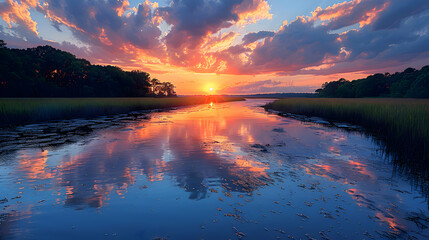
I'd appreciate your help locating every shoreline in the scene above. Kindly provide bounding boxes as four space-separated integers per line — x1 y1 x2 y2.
263 98 429 180
0 96 244 128
263 98 429 141
265 108 364 131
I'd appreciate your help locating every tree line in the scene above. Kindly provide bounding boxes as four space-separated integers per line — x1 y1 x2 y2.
316 66 429 98
0 40 176 97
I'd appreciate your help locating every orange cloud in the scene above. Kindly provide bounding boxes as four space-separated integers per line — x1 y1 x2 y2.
202 32 239 53
312 0 361 22
311 0 389 29
41 2 86 33
98 28 113 46
358 2 389 27
235 0 272 27
0 0 39 34
115 0 130 17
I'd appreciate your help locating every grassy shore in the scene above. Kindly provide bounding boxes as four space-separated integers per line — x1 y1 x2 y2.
265 98 429 178
0 96 243 127
264 98 429 141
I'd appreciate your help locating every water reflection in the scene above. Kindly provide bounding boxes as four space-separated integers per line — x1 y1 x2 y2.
12 101 276 208
18 150 53 180
1 99 429 239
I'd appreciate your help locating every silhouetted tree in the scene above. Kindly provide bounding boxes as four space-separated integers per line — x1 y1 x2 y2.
336 82 355 98
0 40 177 98
405 66 429 98
317 78 348 97
316 66 429 98
161 82 176 97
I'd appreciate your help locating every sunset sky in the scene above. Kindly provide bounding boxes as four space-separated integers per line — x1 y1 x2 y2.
1 0 428 95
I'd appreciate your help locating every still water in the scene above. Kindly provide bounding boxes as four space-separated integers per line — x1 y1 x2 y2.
0 99 428 239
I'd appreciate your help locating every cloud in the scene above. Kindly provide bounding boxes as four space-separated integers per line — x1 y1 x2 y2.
36 0 167 71
0 0 39 34
221 79 314 93
242 30 274 45
40 0 163 52
213 17 342 75
248 17 341 73
202 31 238 53
221 79 281 93
311 0 388 30
372 0 429 30
234 0 272 26
2 0 165 68
1 0 429 82
301 3 429 75
213 0 429 76
157 0 272 67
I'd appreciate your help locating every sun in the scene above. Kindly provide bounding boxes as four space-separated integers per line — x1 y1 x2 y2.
205 84 216 95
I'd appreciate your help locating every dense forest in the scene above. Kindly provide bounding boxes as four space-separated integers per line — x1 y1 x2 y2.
316 66 429 98
0 40 176 97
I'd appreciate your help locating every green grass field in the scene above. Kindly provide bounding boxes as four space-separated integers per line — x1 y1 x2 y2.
265 98 429 175
0 96 244 127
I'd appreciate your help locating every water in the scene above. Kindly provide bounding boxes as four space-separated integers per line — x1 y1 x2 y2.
0 99 428 239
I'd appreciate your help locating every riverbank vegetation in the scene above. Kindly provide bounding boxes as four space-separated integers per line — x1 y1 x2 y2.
0 40 175 97
265 98 429 182
0 96 243 127
316 66 429 98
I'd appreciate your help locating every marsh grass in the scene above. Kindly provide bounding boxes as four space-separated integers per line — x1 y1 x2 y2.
265 98 429 187
0 96 243 127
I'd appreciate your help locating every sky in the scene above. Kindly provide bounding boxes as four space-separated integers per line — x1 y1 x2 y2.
0 0 428 95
